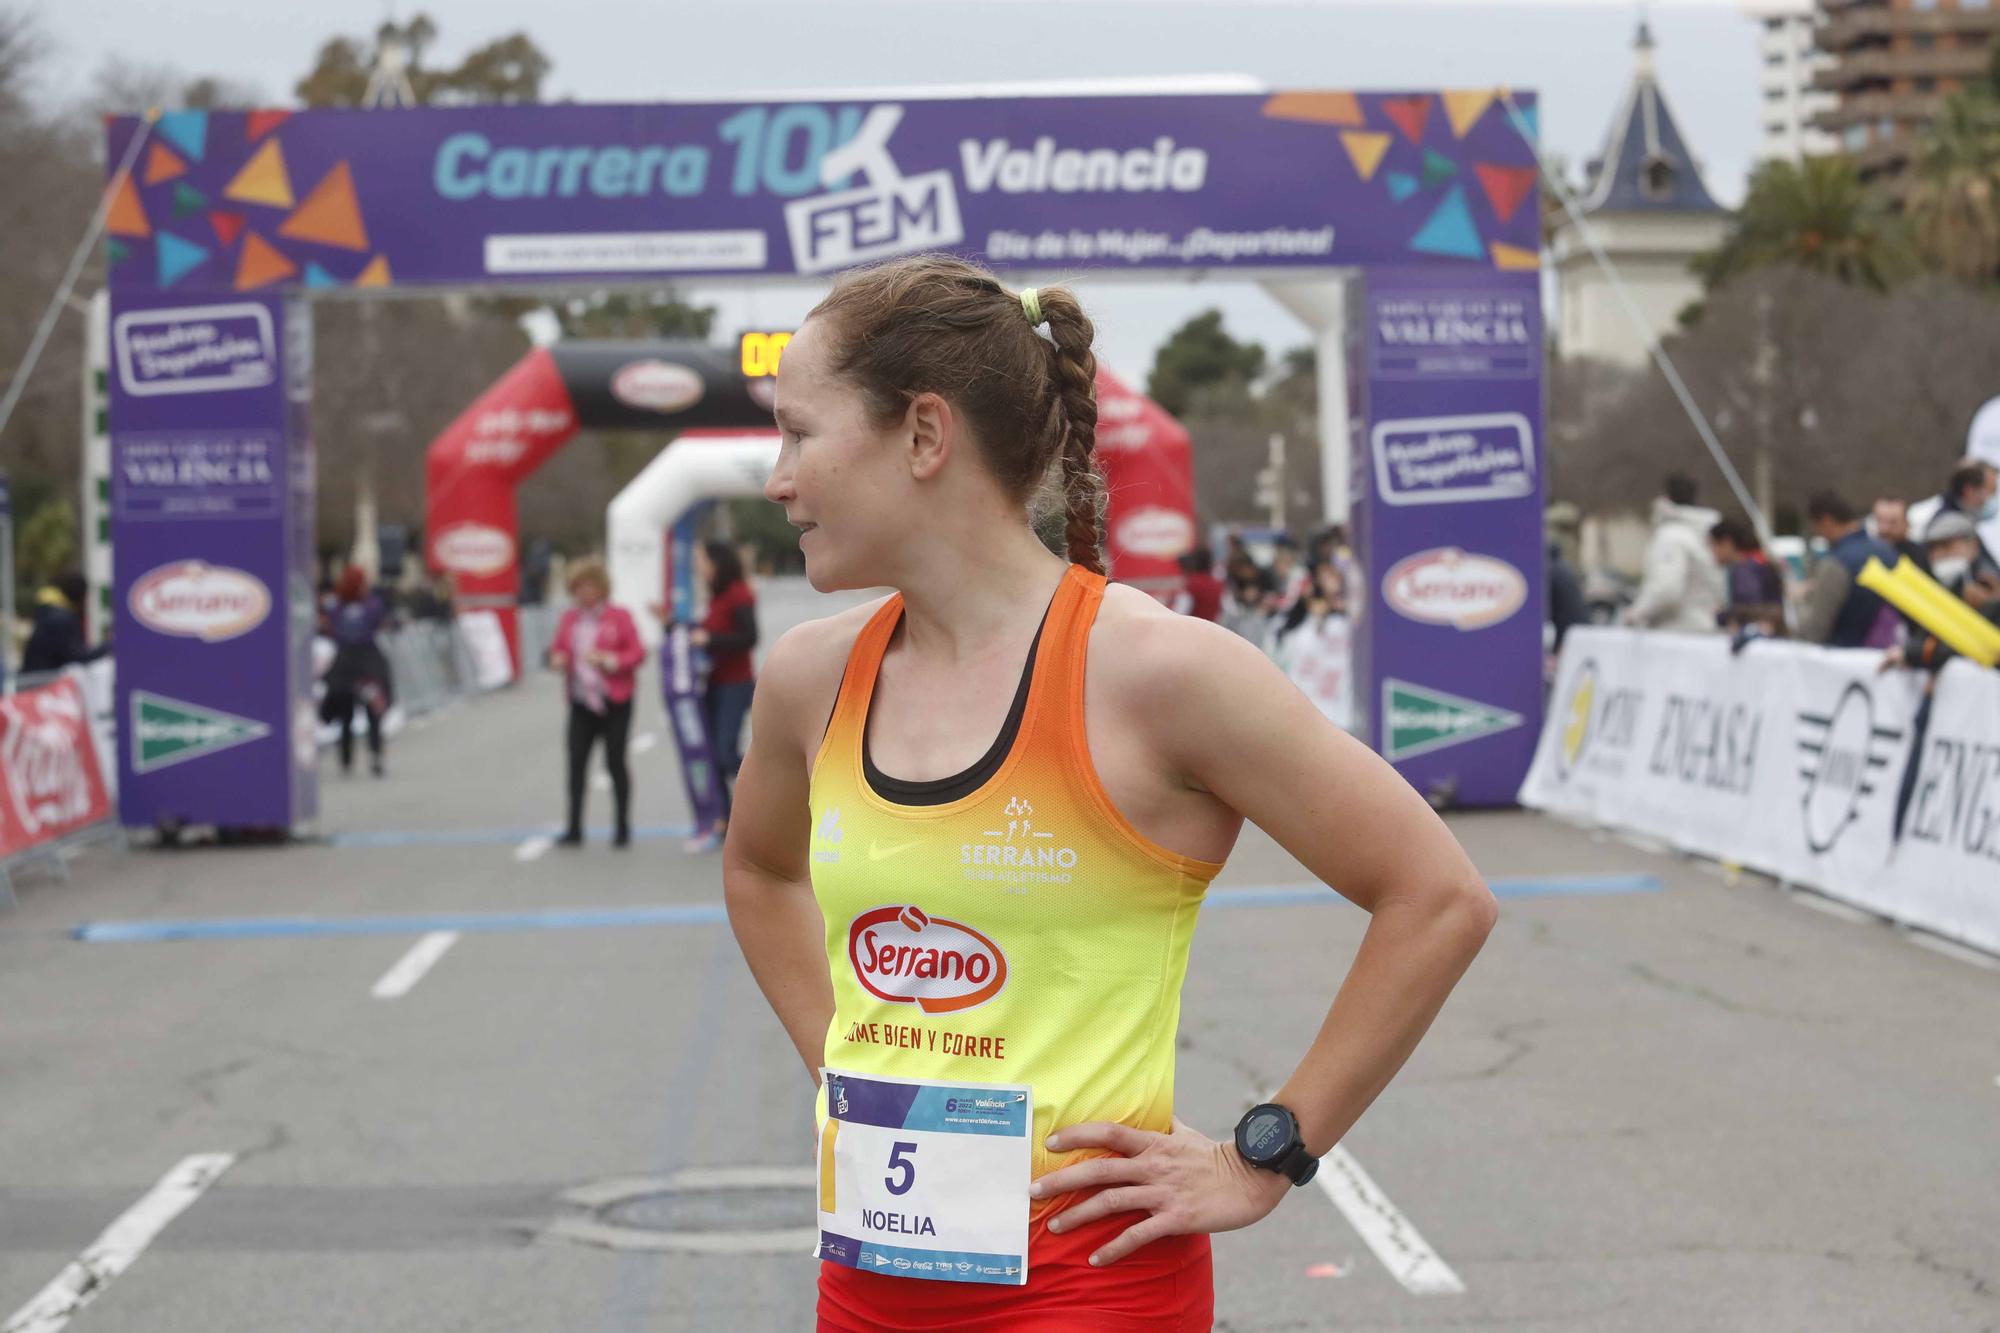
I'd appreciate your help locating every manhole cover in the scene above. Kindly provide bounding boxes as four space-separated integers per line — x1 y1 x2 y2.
603 1184 814 1233
543 1165 818 1255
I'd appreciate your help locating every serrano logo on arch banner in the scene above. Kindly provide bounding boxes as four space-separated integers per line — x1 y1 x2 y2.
1115 507 1196 560
610 359 706 414
432 522 516 577
129 561 271 642
1383 547 1527 630
847 905 1007 1014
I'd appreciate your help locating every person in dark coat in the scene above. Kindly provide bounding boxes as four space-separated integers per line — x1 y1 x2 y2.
21 573 106 675
319 566 395 777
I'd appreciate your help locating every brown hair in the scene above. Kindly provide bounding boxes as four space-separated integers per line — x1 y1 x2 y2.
806 254 1105 574
566 556 610 599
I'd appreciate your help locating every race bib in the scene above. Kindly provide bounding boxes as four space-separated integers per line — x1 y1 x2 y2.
815 1069 1031 1286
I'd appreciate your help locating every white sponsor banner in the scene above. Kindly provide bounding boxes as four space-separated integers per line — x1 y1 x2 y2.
457 611 516 692
1521 628 2000 955
1276 614 1353 732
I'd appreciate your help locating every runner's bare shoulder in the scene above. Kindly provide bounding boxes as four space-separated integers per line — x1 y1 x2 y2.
1089 581 1292 762
756 594 895 762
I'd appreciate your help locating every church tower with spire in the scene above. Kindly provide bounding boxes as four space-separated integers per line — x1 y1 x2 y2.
1551 21 1730 368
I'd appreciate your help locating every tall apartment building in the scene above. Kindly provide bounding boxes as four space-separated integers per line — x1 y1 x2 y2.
1744 0 1840 161
1812 0 2000 193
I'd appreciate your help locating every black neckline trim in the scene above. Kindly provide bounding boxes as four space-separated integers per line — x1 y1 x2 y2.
861 593 1056 807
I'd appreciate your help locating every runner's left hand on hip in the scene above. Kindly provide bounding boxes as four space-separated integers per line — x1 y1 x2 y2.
1029 1118 1290 1266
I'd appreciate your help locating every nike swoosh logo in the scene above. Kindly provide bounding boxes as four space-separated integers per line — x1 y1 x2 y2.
867 840 922 862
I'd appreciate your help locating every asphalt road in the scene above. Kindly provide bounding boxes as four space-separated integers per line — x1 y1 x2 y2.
3 578 1996 1332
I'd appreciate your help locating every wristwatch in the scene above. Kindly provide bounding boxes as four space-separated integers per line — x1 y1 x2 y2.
1233 1103 1319 1186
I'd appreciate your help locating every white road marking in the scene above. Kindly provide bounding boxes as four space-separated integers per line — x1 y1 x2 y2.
3 1152 235 1333
514 834 554 863
632 731 659 755
369 931 459 1000
1313 1145 1465 1296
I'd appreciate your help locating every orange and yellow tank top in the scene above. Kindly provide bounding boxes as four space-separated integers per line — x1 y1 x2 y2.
808 564 1224 1219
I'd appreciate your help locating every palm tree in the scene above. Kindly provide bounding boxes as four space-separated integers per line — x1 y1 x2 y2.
1695 156 1911 292
1909 90 2000 286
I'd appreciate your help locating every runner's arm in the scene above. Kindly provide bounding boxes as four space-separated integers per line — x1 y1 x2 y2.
721 626 835 1084
1156 617 1495 1157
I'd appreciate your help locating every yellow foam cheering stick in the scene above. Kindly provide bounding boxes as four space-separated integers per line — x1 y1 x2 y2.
1856 556 2000 668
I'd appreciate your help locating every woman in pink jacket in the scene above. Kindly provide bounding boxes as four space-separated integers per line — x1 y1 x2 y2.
549 558 645 848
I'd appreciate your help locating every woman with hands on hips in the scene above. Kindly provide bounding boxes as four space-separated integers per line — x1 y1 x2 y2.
722 256 1497 1332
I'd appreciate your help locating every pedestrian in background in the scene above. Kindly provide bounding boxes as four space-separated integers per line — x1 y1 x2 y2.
1708 519 1786 637
686 540 758 854
1623 473 1723 633
550 558 644 848
1171 547 1226 622
319 565 394 778
1798 492 1899 649
21 572 106 676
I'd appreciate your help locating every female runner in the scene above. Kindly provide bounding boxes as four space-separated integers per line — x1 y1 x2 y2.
723 255 1495 1331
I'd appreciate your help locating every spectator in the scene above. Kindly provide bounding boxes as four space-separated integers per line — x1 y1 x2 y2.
1624 473 1724 633
21 573 106 676
1884 510 2000 673
550 558 645 849
1798 492 1899 648
1171 547 1226 622
1871 497 1925 570
1264 535 1310 614
687 540 758 854
318 566 394 778
1546 536 1588 652
1910 459 1998 572
1708 518 1786 636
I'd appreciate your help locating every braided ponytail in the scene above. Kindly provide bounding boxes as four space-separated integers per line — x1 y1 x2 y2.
1036 287 1105 575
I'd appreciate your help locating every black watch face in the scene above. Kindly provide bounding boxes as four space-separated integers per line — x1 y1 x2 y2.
1240 1107 1291 1164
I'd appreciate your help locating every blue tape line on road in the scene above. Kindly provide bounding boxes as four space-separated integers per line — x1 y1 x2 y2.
75 903 729 942
70 874 1655 944
324 824 694 849
1208 874 1661 910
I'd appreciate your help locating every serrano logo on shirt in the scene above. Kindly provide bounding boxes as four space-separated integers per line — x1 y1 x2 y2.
847 905 1008 1014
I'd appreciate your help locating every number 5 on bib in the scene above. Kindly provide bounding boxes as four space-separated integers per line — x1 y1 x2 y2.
816 1069 1032 1286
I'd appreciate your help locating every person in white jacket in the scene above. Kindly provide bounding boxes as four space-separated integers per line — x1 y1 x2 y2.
1623 474 1725 634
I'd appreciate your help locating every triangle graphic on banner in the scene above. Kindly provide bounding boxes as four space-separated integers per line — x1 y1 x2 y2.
1381 678 1523 763
1503 95 1538 145
131 691 271 775
1339 130 1393 182
171 181 207 219
106 238 131 265
1475 163 1539 223
354 254 393 288
1382 95 1433 145
223 138 295 210
156 232 210 288
1386 172 1420 203
208 210 246 247
105 173 151 238
143 142 188 186
245 109 291 142
1261 91 1363 126
234 231 298 290
155 109 209 162
1421 149 1459 188
1443 90 1497 139
278 162 369 251
1490 241 1540 271
303 261 340 289
1409 186 1485 260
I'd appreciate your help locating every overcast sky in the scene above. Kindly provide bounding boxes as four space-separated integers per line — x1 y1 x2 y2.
27 0 1763 383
